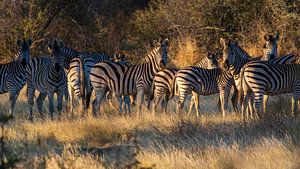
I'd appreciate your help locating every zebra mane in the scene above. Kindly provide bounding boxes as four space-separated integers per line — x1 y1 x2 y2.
13 51 22 61
144 46 160 63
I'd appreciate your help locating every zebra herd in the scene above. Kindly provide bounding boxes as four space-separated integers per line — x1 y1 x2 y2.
0 32 298 120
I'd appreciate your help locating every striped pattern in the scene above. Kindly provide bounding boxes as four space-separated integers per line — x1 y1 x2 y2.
221 39 296 118
241 62 300 118
173 66 233 117
61 47 111 114
90 39 169 117
150 52 222 115
0 39 31 117
106 51 132 113
26 40 67 120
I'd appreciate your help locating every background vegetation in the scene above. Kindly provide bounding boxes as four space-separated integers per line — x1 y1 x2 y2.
0 0 299 66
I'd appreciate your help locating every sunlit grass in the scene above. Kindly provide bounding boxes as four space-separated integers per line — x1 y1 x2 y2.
0 87 299 168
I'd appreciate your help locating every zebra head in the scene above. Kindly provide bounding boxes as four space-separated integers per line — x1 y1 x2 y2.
262 32 279 60
154 38 169 69
48 40 64 72
206 51 220 69
16 38 32 66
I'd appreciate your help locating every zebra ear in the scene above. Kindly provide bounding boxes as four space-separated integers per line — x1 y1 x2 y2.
16 39 22 47
48 41 53 53
220 38 226 48
207 52 212 59
53 40 58 47
27 39 32 47
163 38 169 47
274 31 279 41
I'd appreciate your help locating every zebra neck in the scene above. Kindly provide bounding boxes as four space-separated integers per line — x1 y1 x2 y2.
62 47 79 70
49 66 64 80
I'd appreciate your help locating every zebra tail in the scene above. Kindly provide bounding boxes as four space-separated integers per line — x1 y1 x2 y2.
149 82 155 101
79 57 86 99
170 75 177 99
238 67 246 106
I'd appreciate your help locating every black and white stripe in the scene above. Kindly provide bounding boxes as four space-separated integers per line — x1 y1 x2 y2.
61 47 110 115
241 61 300 118
26 40 67 120
90 38 169 117
173 66 234 117
221 39 295 118
0 38 31 117
150 52 222 115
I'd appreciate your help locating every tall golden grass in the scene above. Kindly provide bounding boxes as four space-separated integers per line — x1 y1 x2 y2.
0 87 299 168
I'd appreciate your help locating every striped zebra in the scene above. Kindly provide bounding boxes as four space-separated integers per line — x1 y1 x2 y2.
0 38 31 117
90 38 169 117
220 38 296 119
106 51 132 113
150 51 222 115
66 53 89 116
172 65 234 117
241 61 300 118
26 40 67 120
60 47 110 114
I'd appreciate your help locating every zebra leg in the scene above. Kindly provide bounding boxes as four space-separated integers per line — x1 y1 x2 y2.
231 84 239 113
253 93 264 119
241 91 250 120
85 91 92 112
47 93 55 120
248 94 255 119
177 93 188 115
130 95 135 106
92 87 107 117
57 91 64 118
188 95 195 116
67 83 74 114
152 89 164 116
123 95 131 114
263 95 269 114
8 90 20 118
36 93 47 119
162 92 170 114
136 89 145 118
219 89 228 117
192 91 200 117
27 84 36 121
292 93 300 116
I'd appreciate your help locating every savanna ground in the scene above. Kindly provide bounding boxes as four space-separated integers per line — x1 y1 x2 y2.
0 87 299 169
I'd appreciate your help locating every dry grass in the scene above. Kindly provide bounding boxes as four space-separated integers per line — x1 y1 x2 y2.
0 88 299 168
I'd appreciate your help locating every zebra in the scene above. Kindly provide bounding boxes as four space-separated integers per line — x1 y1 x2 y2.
66 53 89 116
0 38 31 118
90 38 169 117
26 40 67 120
172 64 234 117
220 38 296 119
240 61 300 118
262 32 279 61
60 47 111 115
150 51 223 115
106 51 132 113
